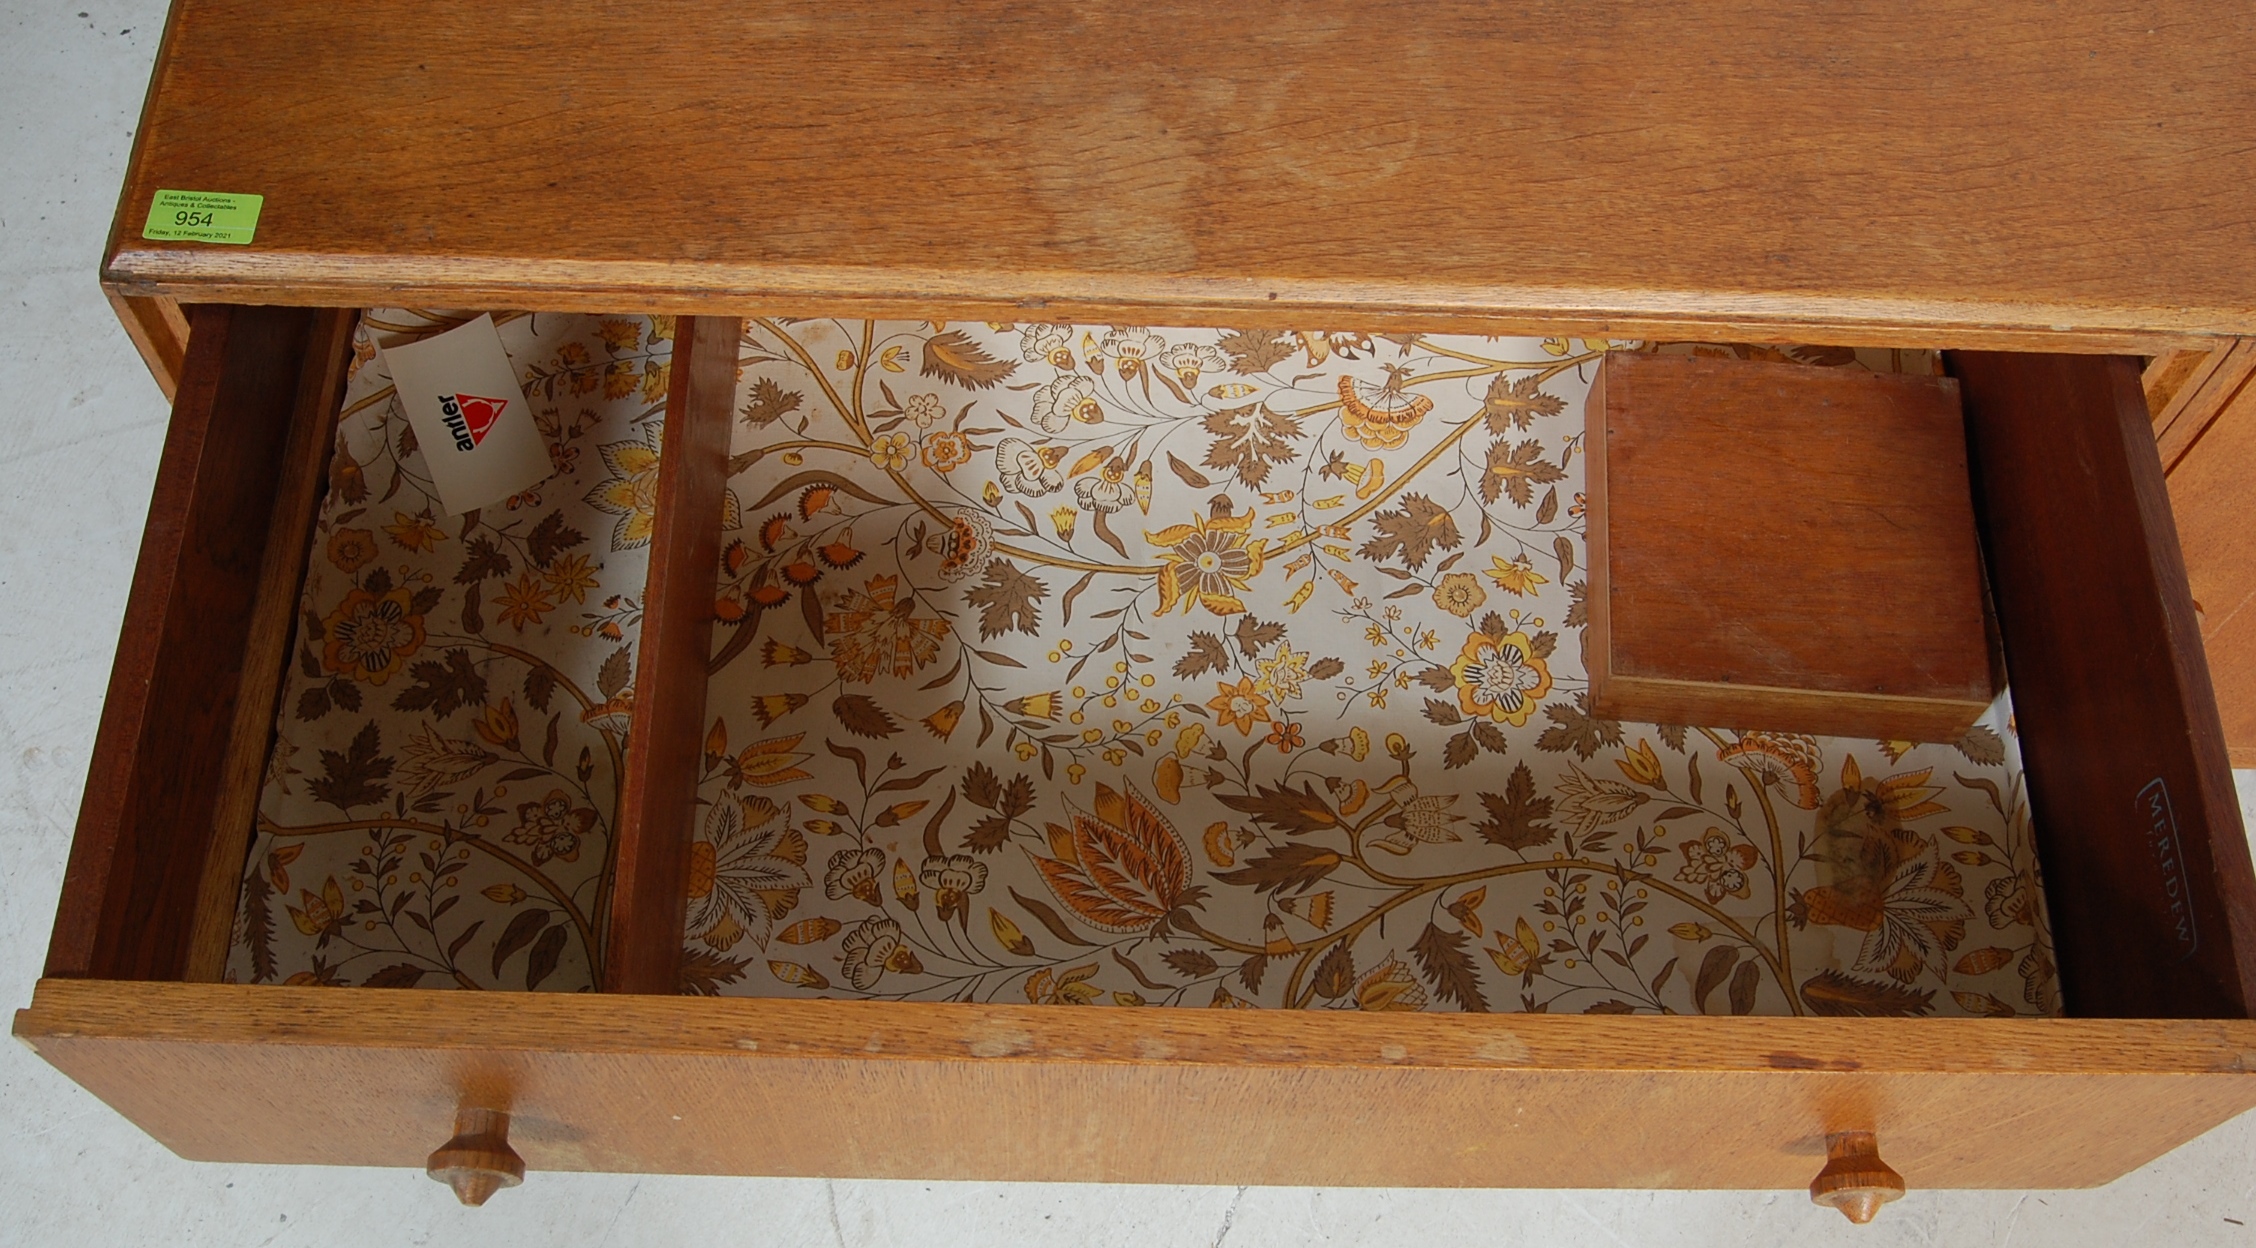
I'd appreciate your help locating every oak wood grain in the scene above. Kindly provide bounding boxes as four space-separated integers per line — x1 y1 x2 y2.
105 293 190 401
16 979 2256 1189
2151 339 2256 471
2166 388 2256 769
2144 349 2215 421
102 0 190 401
103 1 2256 350
1950 352 2256 1016
181 309 358 983
1586 352 1993 741
601 317 741 993
46 305 319 981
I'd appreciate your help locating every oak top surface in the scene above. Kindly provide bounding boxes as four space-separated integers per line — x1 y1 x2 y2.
107 1 2256 347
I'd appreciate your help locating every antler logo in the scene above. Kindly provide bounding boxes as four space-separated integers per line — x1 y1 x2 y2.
437 393 509 451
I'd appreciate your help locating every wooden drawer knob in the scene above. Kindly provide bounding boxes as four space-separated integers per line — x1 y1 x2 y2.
1809 1130 1905 1224
426 1107 525 1206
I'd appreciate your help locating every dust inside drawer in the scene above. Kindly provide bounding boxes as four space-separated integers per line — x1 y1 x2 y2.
228 316 2060 1019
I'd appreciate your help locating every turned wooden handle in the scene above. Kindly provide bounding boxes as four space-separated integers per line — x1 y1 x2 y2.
426 1106 525 1206
1809 1130 1905 1224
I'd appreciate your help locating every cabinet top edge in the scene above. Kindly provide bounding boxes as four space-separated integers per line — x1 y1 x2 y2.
106 1 2256 348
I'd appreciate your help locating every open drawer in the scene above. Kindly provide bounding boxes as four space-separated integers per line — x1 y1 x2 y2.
17 306 2256 1213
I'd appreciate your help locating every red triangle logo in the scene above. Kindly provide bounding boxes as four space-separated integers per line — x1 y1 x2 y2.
449 394 509 447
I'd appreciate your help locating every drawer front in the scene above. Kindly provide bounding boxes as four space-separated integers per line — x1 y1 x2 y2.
17 980 2256 1189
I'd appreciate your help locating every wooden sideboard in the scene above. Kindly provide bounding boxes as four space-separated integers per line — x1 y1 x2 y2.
21 0 2256 1220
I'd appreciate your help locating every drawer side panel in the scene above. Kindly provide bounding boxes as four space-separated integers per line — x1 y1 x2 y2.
1950 352 2256 1016
46 306 322 981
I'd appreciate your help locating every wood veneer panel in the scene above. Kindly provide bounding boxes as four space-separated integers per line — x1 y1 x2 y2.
2167 392 2256 769
101 0 192 403
47 305 318 981
601 317 741 993
2145 348 2216 421
105 1 2256 350
2152 339 2256 472
105 292 190 401
182 309 358 983
1949 352 2256 1017
1586 352 1992 742
17 980 2256 1189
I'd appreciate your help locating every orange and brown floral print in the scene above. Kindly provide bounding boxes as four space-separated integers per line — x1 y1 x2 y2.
686 321 2058 1016
228 310 679 991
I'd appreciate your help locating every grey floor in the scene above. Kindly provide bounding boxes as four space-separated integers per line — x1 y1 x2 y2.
5 4 2256 1244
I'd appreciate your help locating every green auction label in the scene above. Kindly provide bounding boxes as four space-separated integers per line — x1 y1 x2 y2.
142 190 263 244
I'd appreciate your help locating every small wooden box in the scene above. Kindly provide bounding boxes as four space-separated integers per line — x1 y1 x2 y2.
1585 352 1997 741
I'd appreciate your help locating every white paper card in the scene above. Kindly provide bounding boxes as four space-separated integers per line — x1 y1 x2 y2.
381 315 550 515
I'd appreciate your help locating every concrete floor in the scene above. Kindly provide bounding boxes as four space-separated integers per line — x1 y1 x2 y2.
5 4 2255 1244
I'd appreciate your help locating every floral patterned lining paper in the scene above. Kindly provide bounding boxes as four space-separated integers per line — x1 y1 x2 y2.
687 323 2060 1017
230 310 675 991
232 315 2060 1018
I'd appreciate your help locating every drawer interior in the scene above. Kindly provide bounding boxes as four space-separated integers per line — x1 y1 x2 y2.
236 318 2055 1014
672 323 2046 1014
227 310 677 993
51 307 2256 1023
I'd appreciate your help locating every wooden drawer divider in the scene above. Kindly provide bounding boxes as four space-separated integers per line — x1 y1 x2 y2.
601 315 742 993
